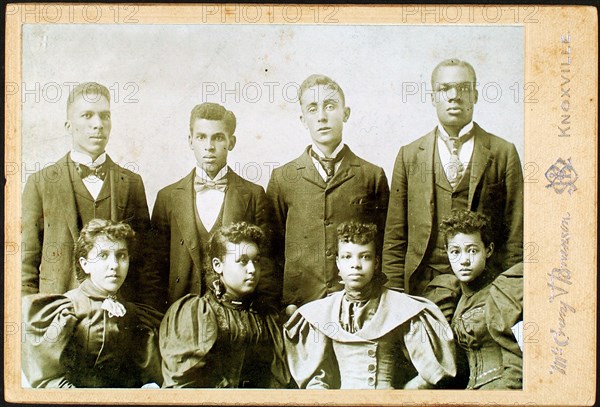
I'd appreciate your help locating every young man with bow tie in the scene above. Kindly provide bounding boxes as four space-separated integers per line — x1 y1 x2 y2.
382 59 524 322
21 82 155 305
150 103 277 312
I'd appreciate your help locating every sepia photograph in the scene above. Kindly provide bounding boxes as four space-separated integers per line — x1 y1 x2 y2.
4 4 596 406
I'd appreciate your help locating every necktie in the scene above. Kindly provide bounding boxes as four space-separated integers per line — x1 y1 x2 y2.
77 163 107 180
440 132 474 189
310 146 346 182
194 176 228 193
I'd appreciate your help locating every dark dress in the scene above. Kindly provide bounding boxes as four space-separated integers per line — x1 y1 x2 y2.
159 290 289 388
22 279 163 388
451 263 523 389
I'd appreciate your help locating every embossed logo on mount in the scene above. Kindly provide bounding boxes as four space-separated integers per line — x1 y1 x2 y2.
545 158 578 195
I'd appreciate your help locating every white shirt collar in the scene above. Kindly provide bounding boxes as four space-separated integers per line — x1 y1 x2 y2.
311 142 345 159
437 121 474 140
195 165 228 181
70 150 107 167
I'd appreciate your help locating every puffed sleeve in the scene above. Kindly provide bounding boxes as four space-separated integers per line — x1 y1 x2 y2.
283 311 340 389
486 263 523 388
22 294 78 388
159 295 218 388
402 298 457 386
129 302 164 386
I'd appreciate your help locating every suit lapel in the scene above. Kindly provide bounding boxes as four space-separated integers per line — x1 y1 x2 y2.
173 170 202 269
326 146 357 191
468 124 493 208
58 154 80 241
95 157 112 202
298 148 327 190
417 129 437 215
105 156 128 220
222 170 250 225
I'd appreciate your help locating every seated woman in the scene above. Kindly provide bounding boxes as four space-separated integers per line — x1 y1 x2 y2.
22 219 163 388
440 210 523 389
159 222 289 388
284 221 457 389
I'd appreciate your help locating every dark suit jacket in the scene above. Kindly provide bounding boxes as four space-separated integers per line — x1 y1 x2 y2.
150 168 276 311
21 153 152 300
382 123 524 293
267 146 390 308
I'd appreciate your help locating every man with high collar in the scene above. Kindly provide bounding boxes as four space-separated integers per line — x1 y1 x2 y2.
150 102 277 312
22 82 155 304
382 59 524 321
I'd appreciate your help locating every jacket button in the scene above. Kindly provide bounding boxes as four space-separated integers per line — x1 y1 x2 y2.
326 282 332 288
368 364 376 373
176 277 180 283
367 376 375 386
368 349 376 358
180 239 184 245
325 249 332 256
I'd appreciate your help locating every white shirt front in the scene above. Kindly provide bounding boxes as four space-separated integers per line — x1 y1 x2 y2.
436 121 475 171
310 142 346 182
70 150 107 200
194 166 228 231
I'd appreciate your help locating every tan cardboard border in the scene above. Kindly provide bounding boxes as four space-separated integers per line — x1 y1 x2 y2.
4 4 598 406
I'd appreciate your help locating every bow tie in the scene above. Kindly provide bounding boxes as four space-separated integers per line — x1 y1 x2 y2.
194 176 228 192
77 163 107 181
101 296 126 318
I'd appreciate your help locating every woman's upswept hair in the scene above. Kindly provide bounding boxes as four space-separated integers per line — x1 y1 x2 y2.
207 221 265 262
73 219 135 282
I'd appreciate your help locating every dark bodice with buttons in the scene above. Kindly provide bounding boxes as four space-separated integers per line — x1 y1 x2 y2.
451 266 523 389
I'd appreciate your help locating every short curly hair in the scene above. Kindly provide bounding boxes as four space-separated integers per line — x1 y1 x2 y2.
431 59 477 88
439 210 493 247
189 102 236 135
298 74 346 105
73 219 136 282
337 221 378 250
67 82 111 116
207 222 265 262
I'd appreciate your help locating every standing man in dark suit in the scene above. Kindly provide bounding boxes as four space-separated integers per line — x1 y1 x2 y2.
151 102 277 312
382 59 523 321
267 74 389 317
22 82 155 304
